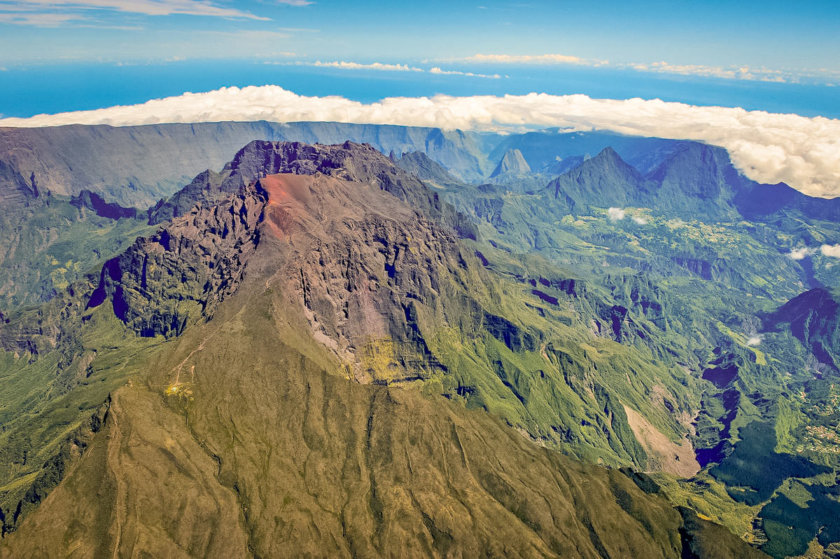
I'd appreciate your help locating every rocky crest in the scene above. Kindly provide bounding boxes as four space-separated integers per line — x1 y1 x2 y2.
151 140 477 239
90 187 265 337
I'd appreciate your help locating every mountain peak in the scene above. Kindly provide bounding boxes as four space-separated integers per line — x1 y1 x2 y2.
490 148 531 177
547 145 645 212
646 142 742 218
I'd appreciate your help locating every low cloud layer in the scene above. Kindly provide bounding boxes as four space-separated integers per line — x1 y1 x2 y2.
787 245 840 259
788 247 817 260
429 67 501 79
1 86 839 198
463 53 600 66
311 61 423 72
821 244 840 258
607 207 626 221
293 61 501 79
458 52 837 85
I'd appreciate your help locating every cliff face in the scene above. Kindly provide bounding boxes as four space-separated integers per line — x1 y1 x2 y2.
0 122 492 208
90 186 265 338
0 160 36 207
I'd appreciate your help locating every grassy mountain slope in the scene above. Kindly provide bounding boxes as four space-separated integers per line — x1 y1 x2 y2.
436 141 840 557
0 194 152 310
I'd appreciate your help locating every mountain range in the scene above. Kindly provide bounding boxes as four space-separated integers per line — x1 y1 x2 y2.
1 123 839 558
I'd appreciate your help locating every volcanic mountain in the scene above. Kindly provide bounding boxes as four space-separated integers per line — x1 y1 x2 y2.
0 141 764 557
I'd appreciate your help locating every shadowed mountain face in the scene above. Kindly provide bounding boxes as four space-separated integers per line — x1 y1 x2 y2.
0 141 769 558
548 146 648 212
395 151 460 186
765 288 840 370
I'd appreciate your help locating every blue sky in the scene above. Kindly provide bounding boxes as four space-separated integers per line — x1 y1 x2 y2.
1 0 838 80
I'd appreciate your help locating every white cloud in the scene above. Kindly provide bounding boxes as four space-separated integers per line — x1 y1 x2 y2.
746 335 762 347
0 0 267 22
630 61 787 83
631 215 648 225
607 207 626 221
455 53 836 86
429 67 501 79
0 11 80 25
820 244 840 258
301 61 501 78
310 61 423 72
788 247 816 260
2 86 840 198
463 53 598 66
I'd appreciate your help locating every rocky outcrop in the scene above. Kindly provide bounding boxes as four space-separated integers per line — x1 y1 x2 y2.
258 172 487 383
151 140 478 238
90 187 265 337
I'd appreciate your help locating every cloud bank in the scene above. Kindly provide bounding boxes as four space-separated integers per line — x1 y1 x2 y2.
787 245 840 259
1 86 839 198
463 53 600 66
310 61 423 72
457 53 837 85
288 61 501 79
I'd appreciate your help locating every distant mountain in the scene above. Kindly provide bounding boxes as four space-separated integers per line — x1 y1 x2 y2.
547 146 649 212
490 148 531 177
648 143 741 219
488 129 685 175
395 151 460 185
766 287 840 370
543 143 840 222
0 122 494 208
2 122 835 221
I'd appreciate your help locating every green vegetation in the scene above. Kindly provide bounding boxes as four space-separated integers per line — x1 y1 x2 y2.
0 194 152 310
4 138 840 556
